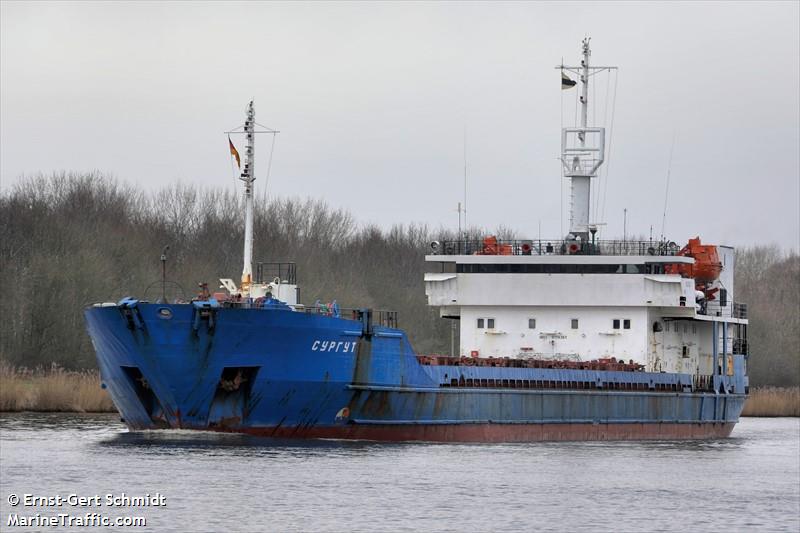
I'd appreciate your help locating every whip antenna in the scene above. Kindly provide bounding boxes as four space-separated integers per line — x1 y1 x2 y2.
463 126 468 236
660 132 677 240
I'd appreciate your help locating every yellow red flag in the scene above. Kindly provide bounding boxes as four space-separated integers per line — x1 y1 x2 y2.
228 136 241 168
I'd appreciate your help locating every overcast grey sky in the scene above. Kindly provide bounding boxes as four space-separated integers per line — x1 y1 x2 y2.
2 1 798 248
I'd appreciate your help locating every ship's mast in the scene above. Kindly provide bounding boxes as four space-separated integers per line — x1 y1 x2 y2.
558 38 616 241
241 101 256 289
224 101 279 296
579 38 590 147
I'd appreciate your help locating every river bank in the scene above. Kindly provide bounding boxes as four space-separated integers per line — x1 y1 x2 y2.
0 363 113 412
741 386 800 417
1 363 798 416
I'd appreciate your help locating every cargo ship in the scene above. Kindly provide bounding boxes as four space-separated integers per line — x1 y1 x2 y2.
84 40 749 441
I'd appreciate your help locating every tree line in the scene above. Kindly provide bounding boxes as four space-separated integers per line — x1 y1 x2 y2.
1 173 797 386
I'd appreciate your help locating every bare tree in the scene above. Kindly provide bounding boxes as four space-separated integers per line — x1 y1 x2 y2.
1 173 797 386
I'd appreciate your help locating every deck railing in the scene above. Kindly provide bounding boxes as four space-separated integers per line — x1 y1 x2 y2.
430 239 681 257
300 305 399 329
255 262 297 284
699 301 748 319
733 339 749 355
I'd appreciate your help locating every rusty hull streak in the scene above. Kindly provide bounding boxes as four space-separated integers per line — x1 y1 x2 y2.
277 388 296 407
271 415 288 436
346 334 374 419
184 326 215 419
360 390 392 418
210 416 242 429
245 389 263 421
352 335 373 386
296 388 336 431
198 422 736 443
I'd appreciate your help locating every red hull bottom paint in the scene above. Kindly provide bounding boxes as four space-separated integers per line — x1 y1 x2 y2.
199 422 736 443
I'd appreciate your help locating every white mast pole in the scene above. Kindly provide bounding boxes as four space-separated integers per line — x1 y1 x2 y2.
241 100 256 291
558 39 615 242
570 37 591 236
580 38 590 144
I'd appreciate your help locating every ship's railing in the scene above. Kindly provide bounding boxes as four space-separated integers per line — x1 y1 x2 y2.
376 310 399 329
430 239 681 257
733 339 749 355
418 355 643 371
693 374 715 392
142 280 188 303
213 296 399 328
255 262 296 284
300 305 399 328
698 301 748 319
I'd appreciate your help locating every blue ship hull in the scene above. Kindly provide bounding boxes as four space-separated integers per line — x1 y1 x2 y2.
84 302 746 442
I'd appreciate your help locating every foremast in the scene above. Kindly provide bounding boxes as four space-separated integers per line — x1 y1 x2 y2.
559 38 616 242
240 101 256 292
219 101 296 305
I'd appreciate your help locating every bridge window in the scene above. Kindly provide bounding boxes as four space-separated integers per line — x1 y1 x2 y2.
528 318 536 329
613 319 620 329
487 318 495 329
477 318 484 329
571 319 579 329
624 319 631 329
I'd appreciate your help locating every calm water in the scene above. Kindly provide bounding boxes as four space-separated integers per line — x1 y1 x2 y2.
1 415 798 532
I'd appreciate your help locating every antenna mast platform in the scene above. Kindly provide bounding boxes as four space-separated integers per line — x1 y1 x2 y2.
558 38 617 240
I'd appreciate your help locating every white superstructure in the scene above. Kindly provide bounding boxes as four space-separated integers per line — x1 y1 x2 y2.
425 244 747 377
425 40 748 380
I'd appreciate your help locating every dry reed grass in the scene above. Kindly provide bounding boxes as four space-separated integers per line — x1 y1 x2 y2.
0 361 115 412
742 387 800 417
1 361 798 416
